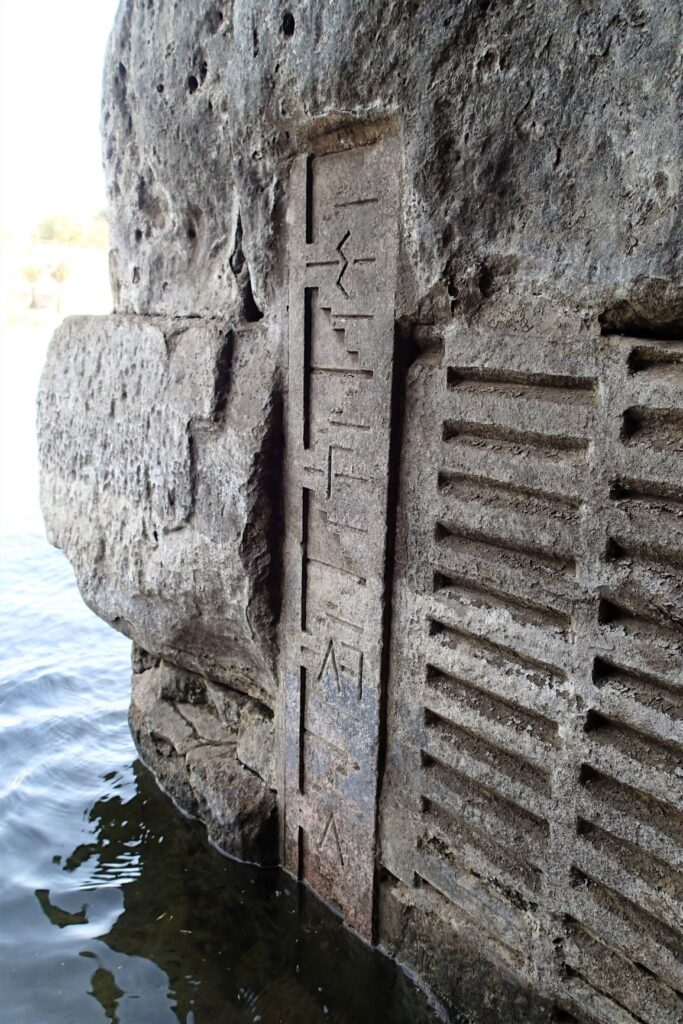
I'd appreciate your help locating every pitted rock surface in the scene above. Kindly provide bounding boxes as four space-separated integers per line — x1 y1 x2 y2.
103 0 682 332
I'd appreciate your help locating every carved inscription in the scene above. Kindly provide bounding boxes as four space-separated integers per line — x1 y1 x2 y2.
283 138 399 937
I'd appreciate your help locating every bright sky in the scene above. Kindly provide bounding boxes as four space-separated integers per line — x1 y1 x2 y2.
0 0 120 236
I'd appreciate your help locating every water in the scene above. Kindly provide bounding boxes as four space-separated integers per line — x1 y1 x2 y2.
0 323 443 1024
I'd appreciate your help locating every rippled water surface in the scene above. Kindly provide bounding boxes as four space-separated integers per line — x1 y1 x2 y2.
0 326 442 1024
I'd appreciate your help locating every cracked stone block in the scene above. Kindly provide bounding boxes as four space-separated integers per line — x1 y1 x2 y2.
129 659 277 864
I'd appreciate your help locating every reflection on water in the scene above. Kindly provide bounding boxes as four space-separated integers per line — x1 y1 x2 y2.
0 322 443 1022
28 751 442 1024
78 761 444 1023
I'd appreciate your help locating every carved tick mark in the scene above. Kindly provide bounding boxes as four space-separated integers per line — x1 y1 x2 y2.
326 443 352 498
336 230 350 297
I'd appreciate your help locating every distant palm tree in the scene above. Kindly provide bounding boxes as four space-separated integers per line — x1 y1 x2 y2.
21 264 41 309
50 262 70 312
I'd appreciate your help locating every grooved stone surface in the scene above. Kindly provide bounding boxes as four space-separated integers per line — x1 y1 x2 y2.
282 137 399 936
381 325 683 1021
37 2 683 1022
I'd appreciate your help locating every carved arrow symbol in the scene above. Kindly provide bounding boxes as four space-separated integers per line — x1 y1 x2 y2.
319 810 345 866
318 638 341 693
335 230 350 298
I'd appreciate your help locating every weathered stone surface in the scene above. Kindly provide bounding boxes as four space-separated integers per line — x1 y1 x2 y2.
38 313 282 704
103 0 682 334
381 323 683 1023
129 657 277 863
37 2 683 1023
281 137 401 936
236 701 277 791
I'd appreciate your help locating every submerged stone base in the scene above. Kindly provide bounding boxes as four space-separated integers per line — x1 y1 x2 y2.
129 651 558 1024
129 650 277 865
379 877 557 1024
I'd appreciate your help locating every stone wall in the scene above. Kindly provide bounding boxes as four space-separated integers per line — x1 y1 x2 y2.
38 2 682 1022
381 323 683 1023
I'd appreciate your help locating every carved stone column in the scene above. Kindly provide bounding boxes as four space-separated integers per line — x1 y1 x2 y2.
282 136 399 937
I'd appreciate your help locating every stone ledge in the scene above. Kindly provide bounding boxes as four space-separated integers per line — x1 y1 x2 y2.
38 313 283 706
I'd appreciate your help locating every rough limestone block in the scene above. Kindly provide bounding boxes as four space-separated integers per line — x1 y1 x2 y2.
103 0 682 331
236 701 276 791
38 313 282 705
186 744 277 863
129 659 277 864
